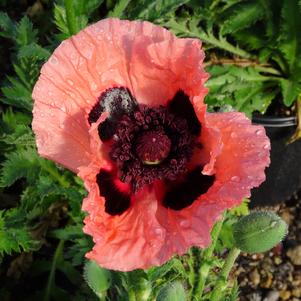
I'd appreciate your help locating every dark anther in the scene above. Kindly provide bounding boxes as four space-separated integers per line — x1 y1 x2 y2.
88 87 138 141
168 90 201 135
163 166 215 210
96 170 131 215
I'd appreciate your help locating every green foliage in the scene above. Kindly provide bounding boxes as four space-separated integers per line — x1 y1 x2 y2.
54 0 104 39
84 260 112 297
0 210 38 256
0 1 299 300
156 281 186 301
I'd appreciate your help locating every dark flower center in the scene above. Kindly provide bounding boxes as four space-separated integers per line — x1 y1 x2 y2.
110 104 195 192
89 88 215 215
135 130 171 165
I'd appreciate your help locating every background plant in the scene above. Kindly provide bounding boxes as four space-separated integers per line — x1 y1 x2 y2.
0 0 295 300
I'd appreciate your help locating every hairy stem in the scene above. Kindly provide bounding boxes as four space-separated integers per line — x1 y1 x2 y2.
44 240 64 301
210 247 241 301
193 213 226 299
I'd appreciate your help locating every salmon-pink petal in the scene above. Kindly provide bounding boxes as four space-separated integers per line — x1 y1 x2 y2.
80 166 166 271
32 18 208 172
202 112 270 207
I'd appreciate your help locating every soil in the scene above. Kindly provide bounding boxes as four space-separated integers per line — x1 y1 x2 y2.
234 193 301 301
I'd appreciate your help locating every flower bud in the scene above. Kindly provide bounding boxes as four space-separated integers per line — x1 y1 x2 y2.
233 211 287 253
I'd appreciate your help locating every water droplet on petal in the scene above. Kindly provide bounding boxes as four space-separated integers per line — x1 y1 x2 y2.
50 57 58 65
180 220 190 228
67 79 74 86
263 144 269 149
154 228 163 236
231 176 240 182
230 132 238 138
255 129 263 135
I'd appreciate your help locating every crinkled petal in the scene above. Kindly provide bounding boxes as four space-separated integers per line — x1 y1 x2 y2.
81 111 270 271
32 18 208 172
201 112 270 207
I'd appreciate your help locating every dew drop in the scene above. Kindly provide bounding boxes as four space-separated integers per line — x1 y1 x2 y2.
263 144 269 150
180 220 190 228
50 57 58 65
67 79 74 86
255 129 263 135
154 228 163 237
231 176 240 182
230 132 238 138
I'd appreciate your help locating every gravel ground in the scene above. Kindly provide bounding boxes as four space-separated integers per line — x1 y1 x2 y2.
235 194 301 301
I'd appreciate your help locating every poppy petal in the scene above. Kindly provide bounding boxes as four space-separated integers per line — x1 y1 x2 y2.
202 111 270 207
32 18 208 172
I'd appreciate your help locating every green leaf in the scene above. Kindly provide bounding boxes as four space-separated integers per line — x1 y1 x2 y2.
280 79 301 106
128 0 189 21
83 260 112 297
0 149 40 187
15 16 37 46
18 43 51 60
279 0 301 72
0 211 38 255
156 281 186 301
50 225 83 240
0 12 15 38
108 0 131 17
221 2 264 35
205 65 277 116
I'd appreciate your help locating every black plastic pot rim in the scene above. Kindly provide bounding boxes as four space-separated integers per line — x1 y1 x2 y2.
252 115 297 128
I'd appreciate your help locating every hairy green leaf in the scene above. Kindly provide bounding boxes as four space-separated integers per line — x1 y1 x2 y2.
221 2 264 35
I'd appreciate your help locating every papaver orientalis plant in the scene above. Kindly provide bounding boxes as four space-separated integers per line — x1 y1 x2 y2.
32 18 271 272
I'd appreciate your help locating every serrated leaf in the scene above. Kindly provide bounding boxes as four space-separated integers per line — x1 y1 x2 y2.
84 260 112 296
279 0 301 72
280 79 301 106
128 0 189 21
0 12 15 38
221 2 264 35
0 149 40 187
18 43 51 60
15 16 37 46
0 211 38 255
108 0 131 17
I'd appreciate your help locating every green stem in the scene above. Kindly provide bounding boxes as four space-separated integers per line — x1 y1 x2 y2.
64 0 77 35
44 240 64 301
288 93 301 143
210 248 241 301
193 213 226 299
128 289 136 301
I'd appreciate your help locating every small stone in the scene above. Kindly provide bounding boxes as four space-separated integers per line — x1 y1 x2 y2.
263 290 279 301
286 245 301 265
274 257 282 265
279 290 291 300
261 272 273 288
250 269 261 286
292 287 301 298
280 210 293 225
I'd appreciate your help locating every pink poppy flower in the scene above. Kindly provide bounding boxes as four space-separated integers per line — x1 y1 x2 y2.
32 18 270 271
